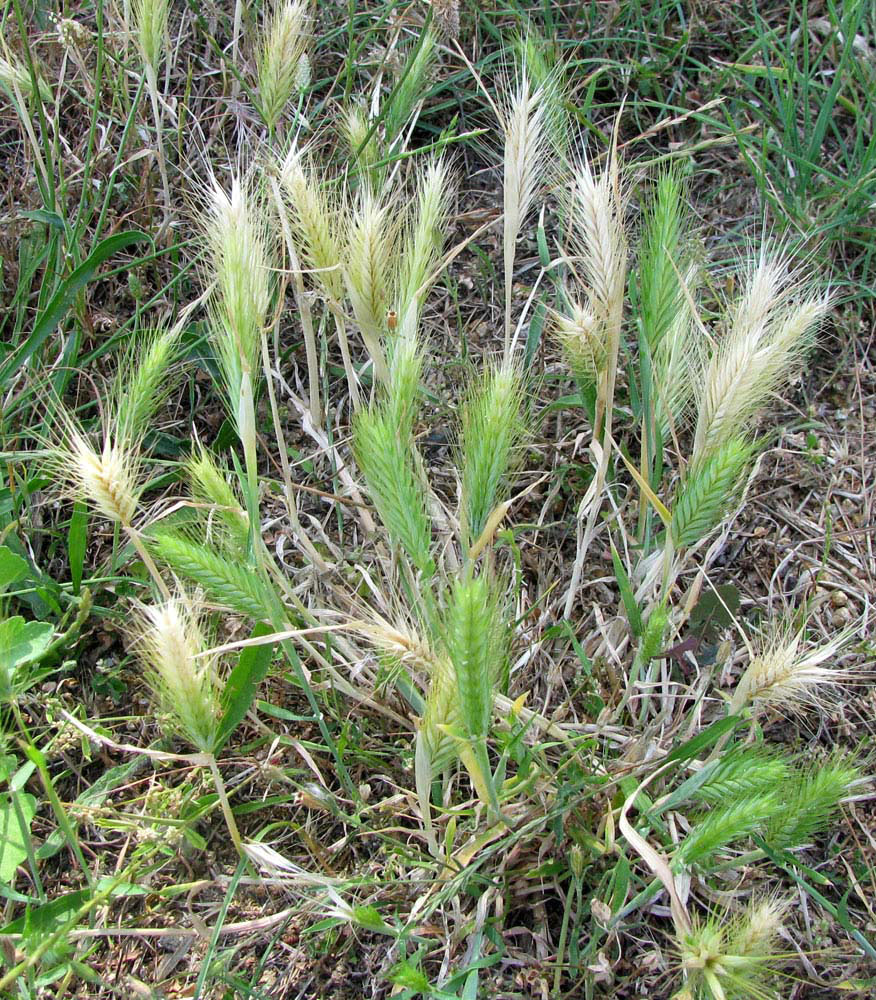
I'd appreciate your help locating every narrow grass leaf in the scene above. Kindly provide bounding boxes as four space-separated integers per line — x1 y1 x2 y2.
216 623 276 751
0 231 150 385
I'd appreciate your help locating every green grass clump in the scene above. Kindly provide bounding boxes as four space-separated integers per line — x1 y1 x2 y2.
0 2 869 996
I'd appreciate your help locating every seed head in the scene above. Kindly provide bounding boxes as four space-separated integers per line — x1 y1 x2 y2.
64 426 140 526
552 299 604 379
729 625 851 716
677 896 789 1000
429 0 460 39
692 252 829 467
203 172 273 413
567 153 627 319
257 0 311 128
133 594 221 753
344 189 393 380
132 0 169 74
0 42 52 103
279 145 345 301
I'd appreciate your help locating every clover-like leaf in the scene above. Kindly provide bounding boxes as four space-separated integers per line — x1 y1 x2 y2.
0 617 54 701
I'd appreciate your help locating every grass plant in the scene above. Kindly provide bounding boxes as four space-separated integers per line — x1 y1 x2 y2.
132 0 171 236
0 2 871 997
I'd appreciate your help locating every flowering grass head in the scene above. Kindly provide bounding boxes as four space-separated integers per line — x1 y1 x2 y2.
132 592 222 754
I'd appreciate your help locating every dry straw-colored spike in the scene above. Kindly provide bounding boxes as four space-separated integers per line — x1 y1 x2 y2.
419 658 462 770
344 189 393 382
202 170 275 476
279 145 345 302
691 251 829 467
731 896 790 959
397 157 452 335
47 325 182 598
53 324 180 529
552 299 604 380
354 617 442 677
133 593 221 754
561 143 627 621
729 626 851 716
64 428 140 527
499 64 560 355
567 153 627 324
204 173 272 383
651 279 701 439
132 0 172 234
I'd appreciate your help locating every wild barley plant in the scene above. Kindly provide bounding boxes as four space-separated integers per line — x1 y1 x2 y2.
343 102 381 185
636 166 701 500
131 592 246 855
51 325 181 598
8 6 862 990
278 143 360 409
459 361 525 555
202 172 272 530
339 28 437 193
352 292 525 845
676 896 790 1000
659 253 829 598
168 102 854 998
677 748 856 870
344 188 394 384
557 146 628 619
278 143 452 417
256 0 311 134
672 750 858 997
132 0 171 235
382 29 437 156
728 624 853 717
396 157 452 338
497 58 562 359
147 446 359 798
